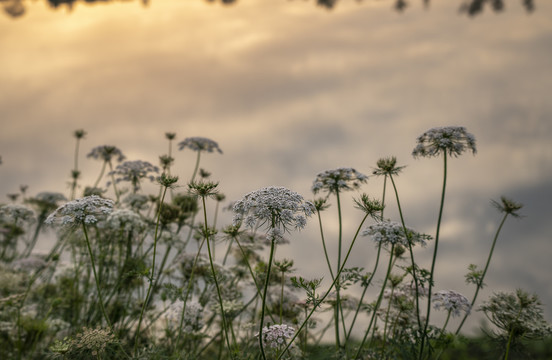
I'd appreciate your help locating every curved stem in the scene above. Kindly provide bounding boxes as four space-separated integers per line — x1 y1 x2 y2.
190 151 201 183
93 161 107 189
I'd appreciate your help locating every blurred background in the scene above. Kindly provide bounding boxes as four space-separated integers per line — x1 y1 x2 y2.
1 0 551 335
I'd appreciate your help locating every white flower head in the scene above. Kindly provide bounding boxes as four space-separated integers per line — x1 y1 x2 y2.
433 290 471 317
412 126 477 158
312 167 368 194
108 160 159 192
45 195 114 227
232 186 315 239
105 209 147 232
87 145 126 163
0 204 35 223
362 220 431 247
165 300 204 332
257 324 295 349
178 137 223 154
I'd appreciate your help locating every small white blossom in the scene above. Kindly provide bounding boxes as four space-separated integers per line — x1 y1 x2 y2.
412 126 476 158
433 290 471 317
45 195 114 227
165 300 204 333
233 186 315 239
178 137 223 154
312 167 368 194
257 324 295 349
362 220 431 247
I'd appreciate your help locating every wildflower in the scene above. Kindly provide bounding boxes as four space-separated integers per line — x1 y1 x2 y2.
157 173 179 188
479 289 552 339
45 195 114 226
362 220 431 247
178 137 223 154
108 160 159 192
0 204 35 223
312 167 368 194
433 290 470 317
159 154 174 169
353 194 384 219
123 193 149 211
257 324 295 349
491 196 523 218
87 145 126 163
105 209 147 233
26 192 66 214
232 186 315 238
372 156 406 176
188 181 218 198
165 132 176 140
71 327 117 357
412 126 476 158
165 300 204 332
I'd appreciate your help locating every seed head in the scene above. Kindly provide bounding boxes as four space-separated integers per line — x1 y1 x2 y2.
87 145 126 163
491 196 523 218
373 156 406 176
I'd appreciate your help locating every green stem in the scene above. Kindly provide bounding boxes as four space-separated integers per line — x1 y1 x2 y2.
82 224 111 328
335 189 343 348
354 244 395 359
93 161 107 189
259 227 277 360
420 151 448 360
134 185 167 354
389 173 422 331
203 196 234 357
190 151 201 183
455 212 509 335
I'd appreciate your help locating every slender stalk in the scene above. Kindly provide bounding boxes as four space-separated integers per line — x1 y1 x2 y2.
334 189 344 348
455 212 509 335
389 173 422 330
82 224 111 328
134 185 168 354
277 213 370 360
259 220 277 360
191 151 201 183
203 196 234 357
354 244 395 359
420 151 448 360
92 161 108 189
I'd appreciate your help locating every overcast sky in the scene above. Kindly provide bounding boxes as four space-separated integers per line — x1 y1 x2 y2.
1 0 551 333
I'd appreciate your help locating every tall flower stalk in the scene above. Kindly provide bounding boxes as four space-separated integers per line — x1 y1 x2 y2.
70 129 86 200
233 186 314 360
455 196 523 334
412 126 476 358
178 137 222 183
134 174 178 355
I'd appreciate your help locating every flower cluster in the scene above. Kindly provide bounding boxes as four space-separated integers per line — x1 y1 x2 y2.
312 167 368 194
372 156 406 176
479 289 552 338
0 204 35 223
491 196 523 218
258 324 295 349
412 126 476 158
432 290 471 317
362 220 431 247
108 160 159 192
104 209 147 233
45 195 114 226
178 137 223 154
165 300 204 333
87 145 126 162
232 186 315 239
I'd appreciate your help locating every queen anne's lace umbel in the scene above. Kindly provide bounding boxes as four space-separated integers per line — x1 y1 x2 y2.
178 137 223 153
45 195 114 226
412 126 477 158
257 324 295 349
232 186 315 240
433 290 471 317
312 167 368 194
362 220 431 247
